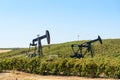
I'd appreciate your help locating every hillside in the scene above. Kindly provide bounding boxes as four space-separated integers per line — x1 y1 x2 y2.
0 39 120 59
0 39 120 78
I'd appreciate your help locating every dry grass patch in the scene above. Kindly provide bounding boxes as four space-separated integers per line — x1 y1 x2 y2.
0 50 11 53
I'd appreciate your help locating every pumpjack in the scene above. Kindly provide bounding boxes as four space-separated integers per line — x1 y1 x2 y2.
70 36 102 58
27 30 50 57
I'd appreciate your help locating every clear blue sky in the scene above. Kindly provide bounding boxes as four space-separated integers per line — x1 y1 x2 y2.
0 0 120 48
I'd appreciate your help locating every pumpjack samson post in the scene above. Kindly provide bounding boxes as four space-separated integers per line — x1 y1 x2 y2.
28 30 50 57
70 36 102 58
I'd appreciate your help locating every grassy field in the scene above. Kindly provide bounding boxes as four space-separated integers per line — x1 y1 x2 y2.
0 39 120 79
1 39 120 59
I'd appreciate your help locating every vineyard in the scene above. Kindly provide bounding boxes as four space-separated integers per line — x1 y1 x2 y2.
0 39 120 78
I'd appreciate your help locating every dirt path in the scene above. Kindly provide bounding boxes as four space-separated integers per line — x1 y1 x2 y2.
0 71 116 80
0 50 11 53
